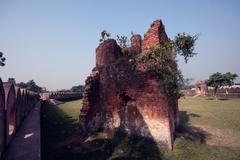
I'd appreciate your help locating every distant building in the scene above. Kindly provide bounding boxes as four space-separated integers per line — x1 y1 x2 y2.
195 80 208 96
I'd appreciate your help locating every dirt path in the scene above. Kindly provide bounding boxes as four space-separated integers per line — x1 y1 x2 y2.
2 102 41 160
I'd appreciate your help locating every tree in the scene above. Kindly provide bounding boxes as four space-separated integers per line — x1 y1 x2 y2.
0 52 6 67
17 80 42 92
71 85 84 92
174 33 198 63
99 30 111 43
206 72 238 99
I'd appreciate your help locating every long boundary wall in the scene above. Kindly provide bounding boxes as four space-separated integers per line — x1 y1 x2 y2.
0 78 40 159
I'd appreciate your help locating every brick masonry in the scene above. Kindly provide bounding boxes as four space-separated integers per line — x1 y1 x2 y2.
79 20 179 149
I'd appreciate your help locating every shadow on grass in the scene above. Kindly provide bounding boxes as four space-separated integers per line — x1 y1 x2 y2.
176 111 210 144
205 97 230 101
41 101 163 160
41 101 79 160
56 97 83 103
188 113 200 117
78 132 163 160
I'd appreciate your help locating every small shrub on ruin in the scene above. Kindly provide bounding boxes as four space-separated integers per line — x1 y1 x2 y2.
99 30 111 43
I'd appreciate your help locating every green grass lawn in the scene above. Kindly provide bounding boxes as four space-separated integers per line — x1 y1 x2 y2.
179 97 240 131
41 100 82 160
167 97 240 160
41 97 240 160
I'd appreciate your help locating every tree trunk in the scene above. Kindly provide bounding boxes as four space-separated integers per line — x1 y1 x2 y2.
214 87 218 100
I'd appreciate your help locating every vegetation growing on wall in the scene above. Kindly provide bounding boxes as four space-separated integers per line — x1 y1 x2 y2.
116 35 128 48
99 30 111 43
97 30 198 99
137 33 198 98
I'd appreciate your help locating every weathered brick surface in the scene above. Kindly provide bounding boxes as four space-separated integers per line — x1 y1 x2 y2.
141 20 169 53
3 83 16 144
80 20 178 149
0 79 6 158
96 39 122 67
15 87 21 129
130 34 142 54
195 80 208 96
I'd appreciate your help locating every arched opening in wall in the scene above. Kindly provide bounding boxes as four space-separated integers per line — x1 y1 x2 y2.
198 87 201 91
20 89 26 121
15 88 21 129
119 93 131 106
3 84 16 138
8 102 16 135
197 87 201 94
0 79 6 155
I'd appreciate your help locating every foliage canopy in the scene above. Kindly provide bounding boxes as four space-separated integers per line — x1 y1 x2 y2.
70 85 84 92
174 33 198 63
18 80 42 92
137 33 198 98
206 72 238 96
0 52 6 67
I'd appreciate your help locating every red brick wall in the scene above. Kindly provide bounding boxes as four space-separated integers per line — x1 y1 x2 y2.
96 39 122 67
141 20 169 53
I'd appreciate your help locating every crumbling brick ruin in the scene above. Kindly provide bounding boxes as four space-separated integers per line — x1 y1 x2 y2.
79 20 179 149
195 80 208 96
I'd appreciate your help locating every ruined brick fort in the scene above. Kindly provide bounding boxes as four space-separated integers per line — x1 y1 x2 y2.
79 20 179 149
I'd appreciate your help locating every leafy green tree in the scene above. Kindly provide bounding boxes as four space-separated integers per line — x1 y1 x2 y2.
0 52 6 67
99 30 111 43
173 33 198 63
206 72 238 99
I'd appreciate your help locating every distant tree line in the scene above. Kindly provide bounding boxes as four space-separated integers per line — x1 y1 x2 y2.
58 85 84 93
17 80 42 92
70 85 84 92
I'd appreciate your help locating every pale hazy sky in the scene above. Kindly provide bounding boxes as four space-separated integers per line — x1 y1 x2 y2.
0 0 239 90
